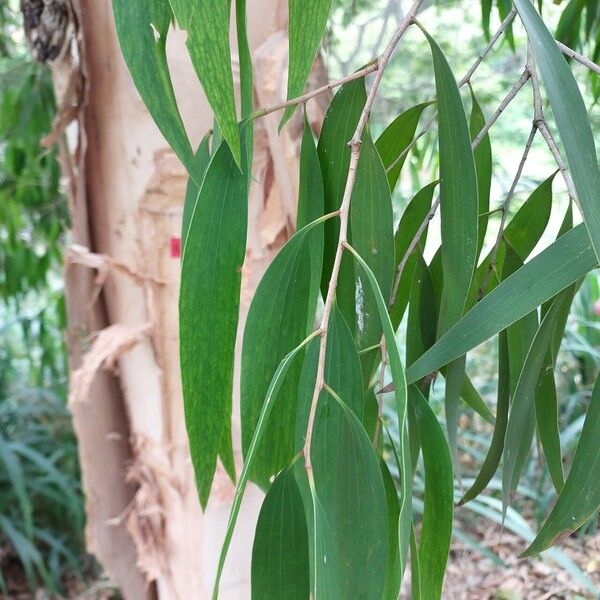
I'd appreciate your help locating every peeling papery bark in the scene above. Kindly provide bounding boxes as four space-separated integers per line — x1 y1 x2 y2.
50 0 328 597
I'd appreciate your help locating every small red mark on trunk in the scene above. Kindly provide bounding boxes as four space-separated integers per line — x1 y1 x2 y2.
171 237 181 258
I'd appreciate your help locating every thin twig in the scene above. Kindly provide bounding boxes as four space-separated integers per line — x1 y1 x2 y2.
471 69 530 148
478 125 537 297
250 61 379 120
302 0 425 472
459 8 517 87
527 44 578 204
386 11 519 175
557 41 600 76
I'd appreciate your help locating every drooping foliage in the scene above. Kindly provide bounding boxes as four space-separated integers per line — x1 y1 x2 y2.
112 0 600 597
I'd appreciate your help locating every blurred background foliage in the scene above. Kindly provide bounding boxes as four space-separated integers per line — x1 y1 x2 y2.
1 0 600 595
0 1 88 596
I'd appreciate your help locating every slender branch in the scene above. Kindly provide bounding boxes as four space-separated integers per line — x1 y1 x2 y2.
386 11 519 175
557 41 600 77
478 125 537 297
527 45 578 204
250 61 379 120
302 0 425 472
459 8 517 87
388 194 441 310
471 69 530 149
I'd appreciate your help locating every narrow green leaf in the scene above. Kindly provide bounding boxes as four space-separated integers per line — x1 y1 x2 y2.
168 0 190 29
424 31 478 465
236 0 253 120
523 374 600 556
283 0 334 127
502 287 575 514
535 367 565 492
390 182 437 329
186 2 240 164
413 386 454 600
180 142 247 507
504 173 555 262
459 330 510 505
410 525 422 600
112 0 196 177
318 79 367 294
376 102 433 190
345 243 412 578
406 224 598 383
298 114 326 313
381 462 401 600
445 356 466 465
251 464 310 600
241 213 324 487
461 377 495 424
305 389 387 600
515 0 600 263
469 86 492 258
424 30 478 335
295 306 364 451
181 133 211 246
345 132 394 380
212 330 321 599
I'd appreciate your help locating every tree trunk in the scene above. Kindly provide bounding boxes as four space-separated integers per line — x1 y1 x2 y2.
52 1 329 598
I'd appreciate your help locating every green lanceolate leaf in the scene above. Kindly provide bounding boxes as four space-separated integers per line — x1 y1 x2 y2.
181 133 211 246
296 307 364 452
406 224 598 383
413 386 454 600
346 132 394 379
390 182 437 329
515 0 600 263
241 213 325 487
318 78 367 293
461 377 495 424
168 0 190 29
504 173 555 262
213 330 320 599
523 375 600 556
424 30 478 465
535 366 564 492
186 1 240 165
381 461 401 600
180 141 248 508
424 30 478 335
308 390 387 600
112 0 197 178
470 86 492 258
345 243 412 578
502 287 575 515
283 0 334 127
251 463 310 600
459 330 510 505
298 114 327 310
376 102 434 190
